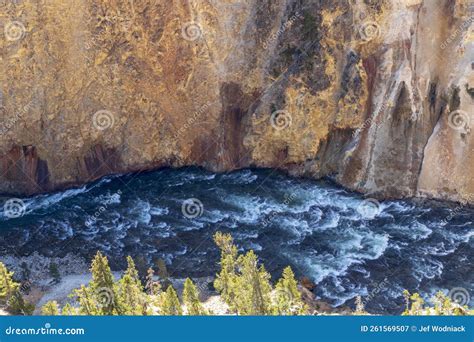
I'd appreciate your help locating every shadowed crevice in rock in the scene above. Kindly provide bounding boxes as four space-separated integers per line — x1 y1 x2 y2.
78 144 122 183
0 146 50 195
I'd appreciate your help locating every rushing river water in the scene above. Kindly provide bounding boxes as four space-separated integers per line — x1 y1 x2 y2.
0 168 473 314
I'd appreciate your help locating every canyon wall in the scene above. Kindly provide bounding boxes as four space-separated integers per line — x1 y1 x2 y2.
0 0 473 203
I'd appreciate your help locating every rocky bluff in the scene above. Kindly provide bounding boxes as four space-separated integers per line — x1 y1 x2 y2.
0 0 473 203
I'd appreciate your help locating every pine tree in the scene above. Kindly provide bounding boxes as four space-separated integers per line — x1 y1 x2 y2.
0 262 34 315
42 301 60 315
234 250 273 315
49 263 61 284
116 256 146 315
213 232 238 307
74 285 99 315
145 268 161 295
402 291 425 315
0 262 19 305
433 291 451 315
274 266 307 315
183 278 207 315
62 302 77 315
402 290 411 315
124 256 141 286
89 252 116 315
160 286 182 315
354 295 367 315
409 293 424 315
7 291 35 315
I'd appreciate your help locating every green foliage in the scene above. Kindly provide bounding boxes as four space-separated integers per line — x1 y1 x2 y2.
0 262 19 304
213 233 279 315
183 278 207 315
233 250 273 315
155 259 172 290
145 268 161 296
73 285 100 315
49 263 61 284
274 267 308 315
213 232 238 308
89 251 117 315
0 262 34 315
116 256 147 315
62 302 77 315
403 290 469 316
42 301 60 315
0 232 469 317
7 291 35 315
160 286 182 316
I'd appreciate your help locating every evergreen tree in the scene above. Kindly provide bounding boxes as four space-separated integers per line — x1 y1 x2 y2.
354 295 367 315
213 232 238 307
409 293 424 315
160 286 182 315
41 301 60 315
116 256 146 315
62 302 77 315
89 252 116 315
49 263 61 284
183 278 207 315
155 259 172 290
274 266 307 315
7 290 35 315
145 268 161 295
234 250 272 315
0 262 19 305
124 256 141 286
74 285 99 315
0 262 34 315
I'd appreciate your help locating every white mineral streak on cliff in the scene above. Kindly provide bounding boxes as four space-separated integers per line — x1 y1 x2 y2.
418 1 474 203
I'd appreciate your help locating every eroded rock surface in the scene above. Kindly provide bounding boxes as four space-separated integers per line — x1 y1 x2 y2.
0 0 473 203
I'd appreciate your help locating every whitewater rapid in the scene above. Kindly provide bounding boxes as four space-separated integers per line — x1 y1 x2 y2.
0 168 472 314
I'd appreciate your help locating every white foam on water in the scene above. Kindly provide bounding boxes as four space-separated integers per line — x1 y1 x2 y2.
284 229 389 286
150 206 169 216
412 257 444 281
221 170 258 184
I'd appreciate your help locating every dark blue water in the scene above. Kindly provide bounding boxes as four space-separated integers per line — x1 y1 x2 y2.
0 168 473 314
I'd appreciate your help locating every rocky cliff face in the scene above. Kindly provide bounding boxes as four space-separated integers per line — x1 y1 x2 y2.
0 0 473 203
